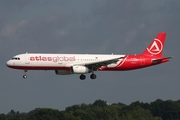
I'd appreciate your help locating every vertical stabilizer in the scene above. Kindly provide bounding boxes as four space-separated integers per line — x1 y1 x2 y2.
141 32 166 57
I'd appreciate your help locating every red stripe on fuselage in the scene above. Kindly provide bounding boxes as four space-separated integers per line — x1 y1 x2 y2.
7 65 71 70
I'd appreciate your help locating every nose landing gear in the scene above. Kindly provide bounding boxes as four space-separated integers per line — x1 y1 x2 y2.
23 70 27 79
23 75 27 79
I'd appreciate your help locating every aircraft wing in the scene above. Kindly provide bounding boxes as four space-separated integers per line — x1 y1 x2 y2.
76 57 125 69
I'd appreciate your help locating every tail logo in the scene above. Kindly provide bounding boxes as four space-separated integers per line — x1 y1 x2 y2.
147 39 163 55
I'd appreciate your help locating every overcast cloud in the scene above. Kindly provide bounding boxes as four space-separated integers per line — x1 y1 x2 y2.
0 0 180 113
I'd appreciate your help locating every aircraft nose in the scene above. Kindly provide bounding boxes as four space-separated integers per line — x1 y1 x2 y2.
6 60 12 67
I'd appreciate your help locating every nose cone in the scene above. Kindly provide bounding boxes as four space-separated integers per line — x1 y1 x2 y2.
6 60 12 67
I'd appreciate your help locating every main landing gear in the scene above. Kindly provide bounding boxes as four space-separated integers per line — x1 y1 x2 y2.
90 73 96 79
79 73 97 80
23 70 27 79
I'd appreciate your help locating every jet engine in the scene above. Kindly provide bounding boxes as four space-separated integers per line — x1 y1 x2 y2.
71 66 90 74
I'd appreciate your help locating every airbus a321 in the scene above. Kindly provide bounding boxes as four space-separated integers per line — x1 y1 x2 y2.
6 32 171 80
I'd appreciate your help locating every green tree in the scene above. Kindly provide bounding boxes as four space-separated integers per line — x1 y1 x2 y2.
120 106 162 120
1 99 180 120
93 99 107 107
150 99 180 120
0 114 7 120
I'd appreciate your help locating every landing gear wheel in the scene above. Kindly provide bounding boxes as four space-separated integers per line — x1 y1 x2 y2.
90 74 96 79
23 75 27 79
80 74 86 80
23 70 27 79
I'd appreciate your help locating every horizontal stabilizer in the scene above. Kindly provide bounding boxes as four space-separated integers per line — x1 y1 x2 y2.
152 57 172 64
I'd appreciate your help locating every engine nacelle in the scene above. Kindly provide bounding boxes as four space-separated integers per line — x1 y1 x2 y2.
55 70 72 75
71 66 90 74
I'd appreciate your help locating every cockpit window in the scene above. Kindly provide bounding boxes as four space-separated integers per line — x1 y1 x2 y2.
12 57 20 60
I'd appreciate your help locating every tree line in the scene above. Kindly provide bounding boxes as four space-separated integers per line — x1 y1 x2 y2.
0 99 180 120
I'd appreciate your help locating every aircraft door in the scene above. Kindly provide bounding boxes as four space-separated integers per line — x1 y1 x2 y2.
25 53 30 64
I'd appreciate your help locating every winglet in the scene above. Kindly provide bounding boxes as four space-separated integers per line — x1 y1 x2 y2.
141 32 166 57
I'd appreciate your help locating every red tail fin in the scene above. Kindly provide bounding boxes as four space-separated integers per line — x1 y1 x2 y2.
141 32 166 57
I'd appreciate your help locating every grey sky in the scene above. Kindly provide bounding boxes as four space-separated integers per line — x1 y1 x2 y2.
1 0 180 113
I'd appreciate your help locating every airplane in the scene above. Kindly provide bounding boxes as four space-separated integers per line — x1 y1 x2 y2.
6 32 171 80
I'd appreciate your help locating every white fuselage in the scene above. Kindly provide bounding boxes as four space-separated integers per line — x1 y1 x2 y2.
6 53 125 70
